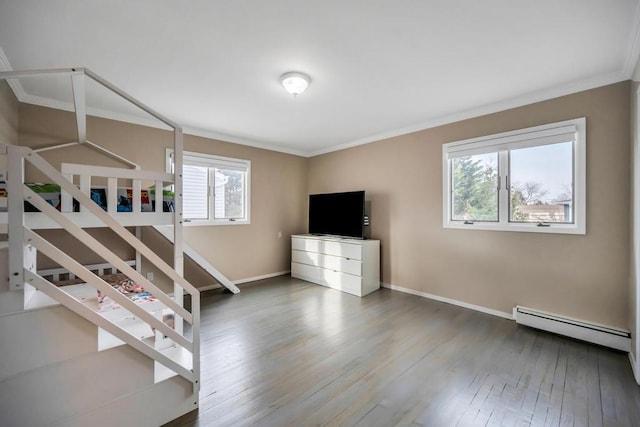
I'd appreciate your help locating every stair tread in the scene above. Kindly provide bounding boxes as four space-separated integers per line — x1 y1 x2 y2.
23 282 171 351
154 345 193 383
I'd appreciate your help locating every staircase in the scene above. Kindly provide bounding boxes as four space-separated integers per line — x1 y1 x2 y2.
0 68 202 426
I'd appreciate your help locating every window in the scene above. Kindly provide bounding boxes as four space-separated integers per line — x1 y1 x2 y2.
451 152 499 222
167 149 250 225
442 118 585 234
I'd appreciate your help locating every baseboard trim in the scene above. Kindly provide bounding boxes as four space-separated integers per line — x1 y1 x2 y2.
630 351 640 386
234 270 291 285
381 282 513 320
196 284 223 292
197 271 291 292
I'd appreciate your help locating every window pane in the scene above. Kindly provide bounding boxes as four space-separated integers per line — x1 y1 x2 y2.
509 141 573 223
214 168 245 219
183 164 209 220
451 153 498 222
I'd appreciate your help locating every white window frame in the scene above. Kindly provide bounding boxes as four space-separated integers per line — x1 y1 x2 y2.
442 118 586 235
167 149 251 226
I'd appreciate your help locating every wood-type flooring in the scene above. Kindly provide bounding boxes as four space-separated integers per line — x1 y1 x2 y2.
165 276 640 427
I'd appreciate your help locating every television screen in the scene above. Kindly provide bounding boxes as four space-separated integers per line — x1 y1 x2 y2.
308 191 365 239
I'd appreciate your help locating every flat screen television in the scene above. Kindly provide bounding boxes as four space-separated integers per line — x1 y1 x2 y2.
308 190 365 239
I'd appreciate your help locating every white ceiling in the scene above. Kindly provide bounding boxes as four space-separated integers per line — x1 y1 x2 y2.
0 0 639 157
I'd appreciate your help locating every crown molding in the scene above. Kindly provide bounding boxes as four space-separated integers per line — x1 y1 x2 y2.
181 126 307 157
308 70 628 157
0 43 633 159
0 45 308 156
11 70 633 159
18 91 309 157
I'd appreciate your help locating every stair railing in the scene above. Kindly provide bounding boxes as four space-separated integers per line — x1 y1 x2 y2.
7 144 200 387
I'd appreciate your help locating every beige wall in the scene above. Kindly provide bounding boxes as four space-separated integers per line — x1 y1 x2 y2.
309 81 631 329
0 80 18 146
17 104 308 286
8 82 635 330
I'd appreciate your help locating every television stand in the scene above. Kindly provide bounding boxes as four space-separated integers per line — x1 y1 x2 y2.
291 234 380 297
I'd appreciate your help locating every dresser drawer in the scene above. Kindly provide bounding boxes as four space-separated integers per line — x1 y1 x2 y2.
291 261 324 284
292 250 362 276
292 249 320 266
292 237 321 253
291 249 321 266
292 236 362 260
322 240 362 260
322 269 363 296
321 254 362 276
292 262 362 295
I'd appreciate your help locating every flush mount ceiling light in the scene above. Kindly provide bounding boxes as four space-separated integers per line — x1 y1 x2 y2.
281 72 310 96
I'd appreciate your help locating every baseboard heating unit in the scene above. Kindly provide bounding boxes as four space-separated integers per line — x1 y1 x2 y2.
513 306 631 352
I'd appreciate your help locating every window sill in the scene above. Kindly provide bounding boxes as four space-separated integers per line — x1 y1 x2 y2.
444 221 585 235
183 219 250 227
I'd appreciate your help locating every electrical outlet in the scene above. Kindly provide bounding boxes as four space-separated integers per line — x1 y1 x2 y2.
277 231 282 238
146 272 154 281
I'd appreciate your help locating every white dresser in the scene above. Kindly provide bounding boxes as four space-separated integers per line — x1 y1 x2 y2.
291 234 380 297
